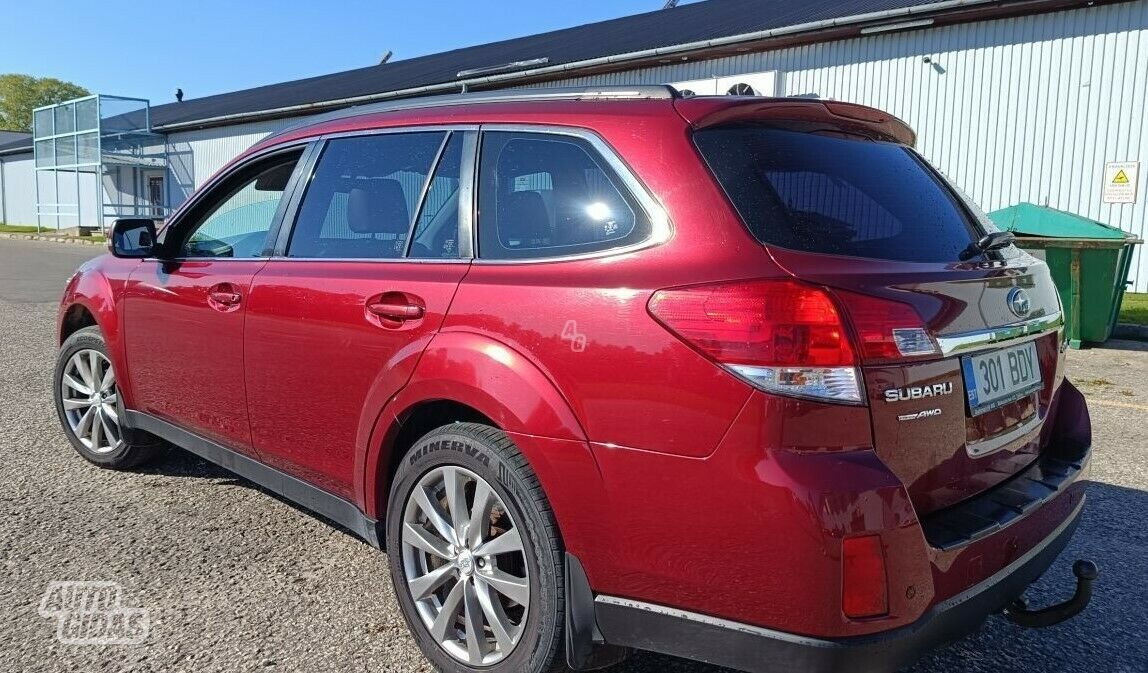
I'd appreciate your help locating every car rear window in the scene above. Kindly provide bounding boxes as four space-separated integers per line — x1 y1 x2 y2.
693 127 981 263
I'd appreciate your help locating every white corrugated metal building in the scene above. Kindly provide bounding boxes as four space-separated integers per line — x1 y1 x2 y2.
2 0 1146 289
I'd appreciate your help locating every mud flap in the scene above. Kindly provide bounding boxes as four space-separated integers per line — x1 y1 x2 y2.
565 553 629 670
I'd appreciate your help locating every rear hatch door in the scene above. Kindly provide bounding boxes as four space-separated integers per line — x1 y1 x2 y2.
692 114 1064 516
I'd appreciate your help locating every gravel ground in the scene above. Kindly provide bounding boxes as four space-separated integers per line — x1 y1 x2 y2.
1 238 1145 672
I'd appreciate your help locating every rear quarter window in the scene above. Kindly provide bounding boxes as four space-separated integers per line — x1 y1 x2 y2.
477 131 651 260
694 127 981 263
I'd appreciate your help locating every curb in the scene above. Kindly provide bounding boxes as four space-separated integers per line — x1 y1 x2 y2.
1113 323 1148 342
0 233 105 246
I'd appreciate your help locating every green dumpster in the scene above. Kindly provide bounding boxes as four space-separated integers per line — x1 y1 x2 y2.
988 203 1142 348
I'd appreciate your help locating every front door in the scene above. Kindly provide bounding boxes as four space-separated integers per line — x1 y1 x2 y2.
146 175 165 217
244 130 471 498
123 149 304 453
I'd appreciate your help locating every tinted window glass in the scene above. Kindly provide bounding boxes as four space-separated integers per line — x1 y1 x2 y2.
478 132 648 260
180 153 299 258
693 128 980 263
409 134 463 259
287 132 446 259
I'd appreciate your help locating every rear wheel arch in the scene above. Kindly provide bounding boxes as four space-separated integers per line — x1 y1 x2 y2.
363 332 589 517
362 332 606 554
377 399 497 516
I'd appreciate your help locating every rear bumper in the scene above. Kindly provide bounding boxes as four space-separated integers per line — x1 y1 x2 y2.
594 497 1085 673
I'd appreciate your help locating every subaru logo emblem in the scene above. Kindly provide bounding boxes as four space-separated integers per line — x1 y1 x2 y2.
1007 287 1032 318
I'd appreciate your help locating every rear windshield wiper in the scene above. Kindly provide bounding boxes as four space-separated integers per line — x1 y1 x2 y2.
959 231 1015 261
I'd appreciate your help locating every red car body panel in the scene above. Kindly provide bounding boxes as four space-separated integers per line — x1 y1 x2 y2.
59 256 139 404
360 328 591 518
122 259 266 452
244 259 470 498
574 388 1086 637
60 93 1091 663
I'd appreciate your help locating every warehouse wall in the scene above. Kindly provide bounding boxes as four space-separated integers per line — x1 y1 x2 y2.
536 1 1148 291
164 118 298 210
0 154 38 227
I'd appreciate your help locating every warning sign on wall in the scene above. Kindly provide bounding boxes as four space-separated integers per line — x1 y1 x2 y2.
1103 161 1139 204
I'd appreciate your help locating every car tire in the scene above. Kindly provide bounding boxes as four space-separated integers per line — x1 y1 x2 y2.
386 422 568 673
53 325 167 469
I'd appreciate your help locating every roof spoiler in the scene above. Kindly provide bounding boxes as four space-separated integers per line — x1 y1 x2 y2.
675 97 917 146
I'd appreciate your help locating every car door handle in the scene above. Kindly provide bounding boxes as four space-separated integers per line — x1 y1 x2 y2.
207 283 243 312
367 299 425 321
210 291 242 305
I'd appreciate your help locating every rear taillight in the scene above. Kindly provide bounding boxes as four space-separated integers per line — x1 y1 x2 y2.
842 535 889 619
833 290 938 362
647 280 862 403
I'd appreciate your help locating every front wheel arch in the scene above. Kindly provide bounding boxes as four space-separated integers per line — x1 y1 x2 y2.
59 304 97 345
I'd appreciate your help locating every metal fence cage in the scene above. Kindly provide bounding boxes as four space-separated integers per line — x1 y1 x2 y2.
31 95 167 232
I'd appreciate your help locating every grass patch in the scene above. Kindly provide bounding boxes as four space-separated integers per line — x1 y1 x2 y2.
1077 377 1113 387
1120 293 1148 326
0 223 104 242
0 223 39 233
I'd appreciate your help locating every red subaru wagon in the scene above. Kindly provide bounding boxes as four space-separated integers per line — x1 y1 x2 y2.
54 87 1094 673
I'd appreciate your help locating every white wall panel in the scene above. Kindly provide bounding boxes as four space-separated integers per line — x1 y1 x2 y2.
164 118 298 208
0 154 36 226
535 1 1148 291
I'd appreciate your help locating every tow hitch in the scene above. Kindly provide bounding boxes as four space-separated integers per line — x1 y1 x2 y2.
1003 560 1098 628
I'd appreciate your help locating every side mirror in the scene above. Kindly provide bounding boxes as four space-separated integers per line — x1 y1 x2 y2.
109 219 158 258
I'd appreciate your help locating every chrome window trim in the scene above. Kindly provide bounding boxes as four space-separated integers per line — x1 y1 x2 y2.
470 124 672 265
316 124 480 141
259 257 471 265
935 311 1064 357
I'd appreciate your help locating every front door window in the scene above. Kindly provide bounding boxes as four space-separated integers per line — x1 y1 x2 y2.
176 153 300 259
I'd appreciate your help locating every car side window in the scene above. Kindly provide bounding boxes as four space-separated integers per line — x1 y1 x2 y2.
286 132 447 259
477 131 650 260
409 134 464 259
179 152 301 258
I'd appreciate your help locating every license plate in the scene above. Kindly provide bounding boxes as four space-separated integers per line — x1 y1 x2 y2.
961 341 1043 416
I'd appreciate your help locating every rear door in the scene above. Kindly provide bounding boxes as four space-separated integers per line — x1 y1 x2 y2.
695 125 1064 515
243 129 473 499
123 148 304 453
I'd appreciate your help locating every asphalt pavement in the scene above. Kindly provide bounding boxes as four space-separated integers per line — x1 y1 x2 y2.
0 238 1145 672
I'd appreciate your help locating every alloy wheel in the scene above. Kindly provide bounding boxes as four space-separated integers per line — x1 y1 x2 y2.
60 349 122 454
401 465 530 666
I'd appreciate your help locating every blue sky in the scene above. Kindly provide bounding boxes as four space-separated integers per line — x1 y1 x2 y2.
1 1 699 106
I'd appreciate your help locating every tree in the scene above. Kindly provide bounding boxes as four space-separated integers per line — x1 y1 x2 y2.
0 74 90 132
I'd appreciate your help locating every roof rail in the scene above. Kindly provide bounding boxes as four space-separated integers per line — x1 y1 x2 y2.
265 85 679 140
